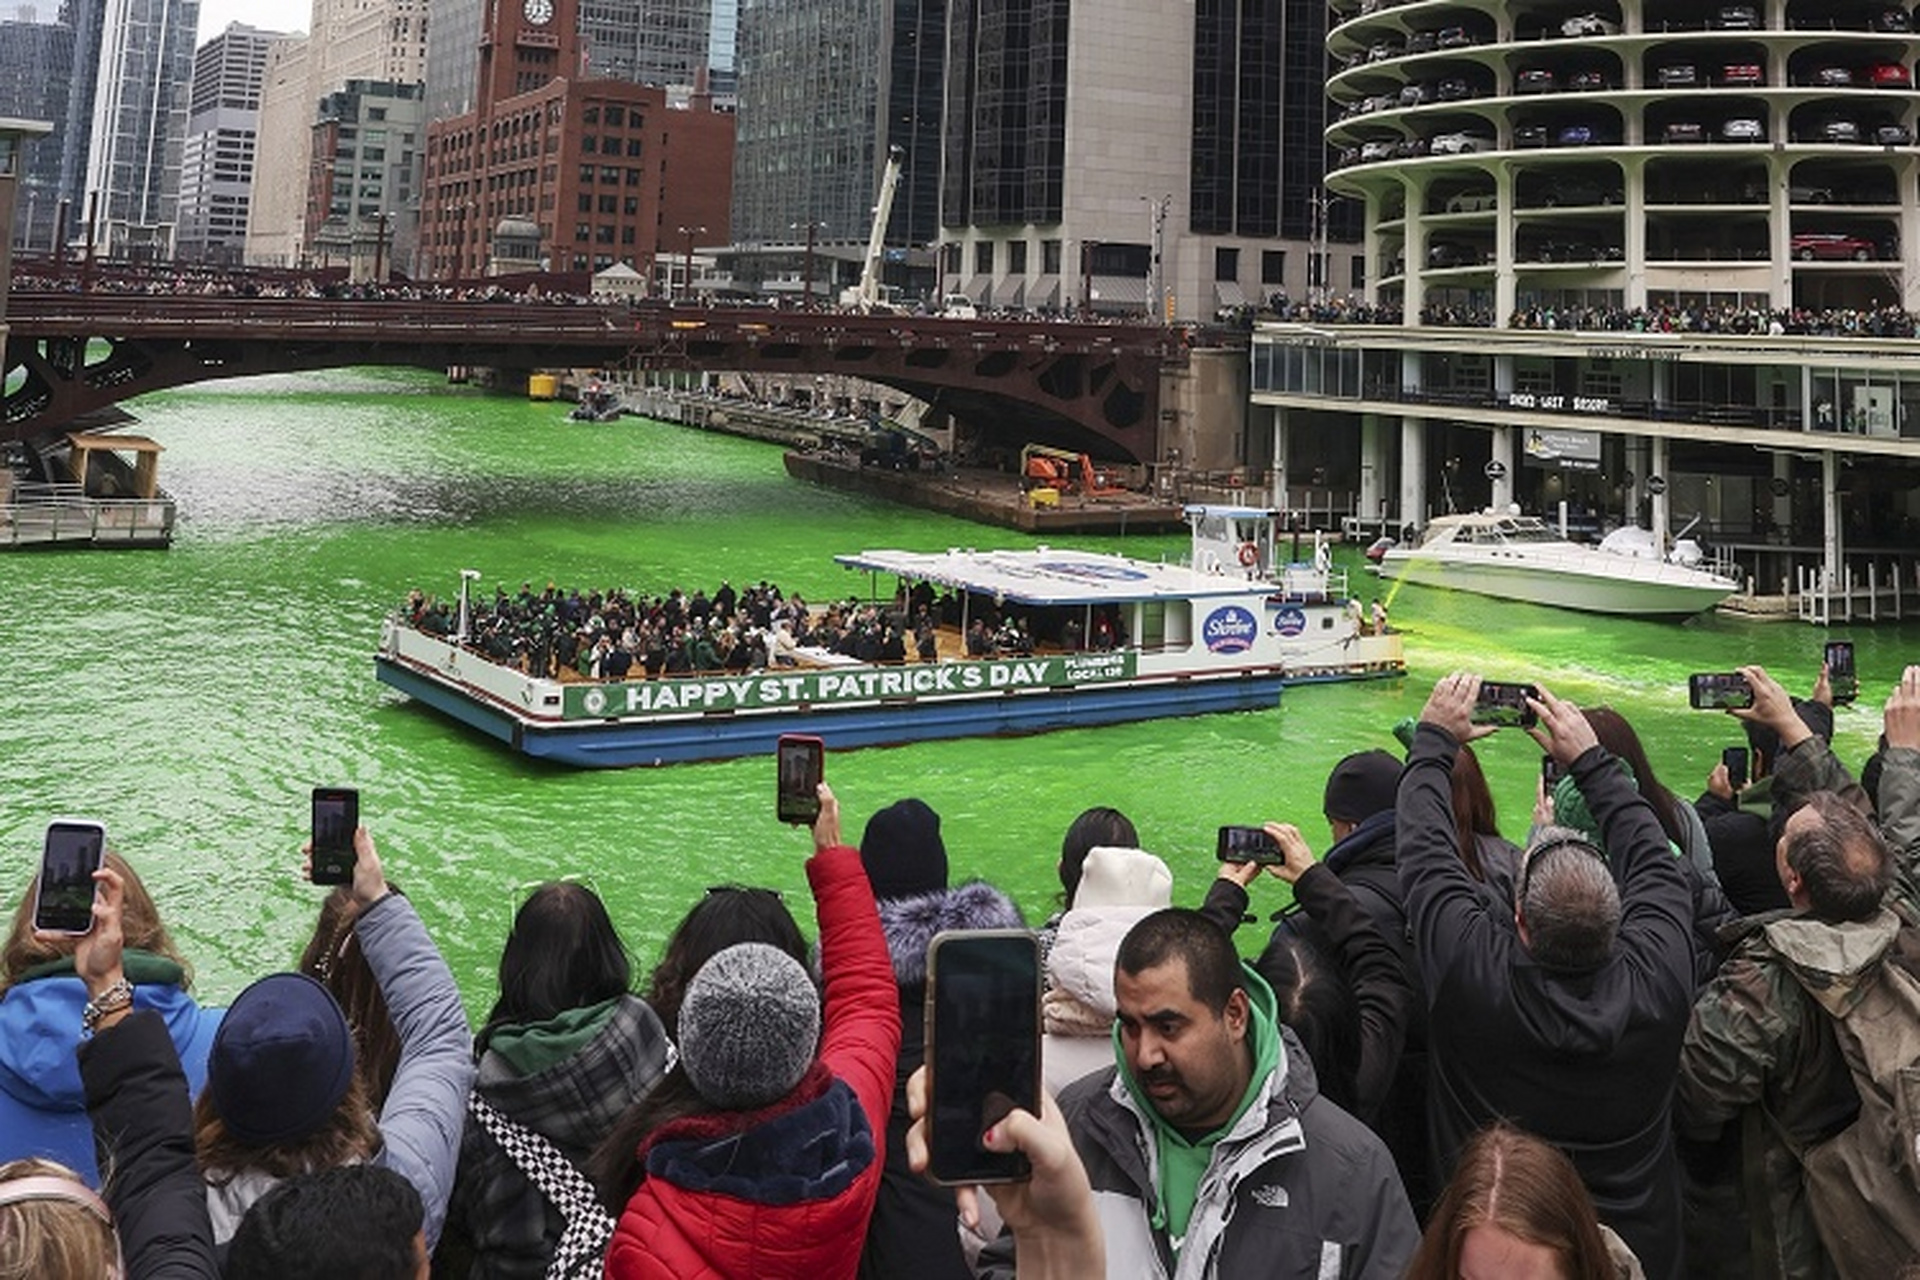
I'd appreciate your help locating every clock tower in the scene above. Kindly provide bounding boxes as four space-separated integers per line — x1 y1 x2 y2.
476 0 575 115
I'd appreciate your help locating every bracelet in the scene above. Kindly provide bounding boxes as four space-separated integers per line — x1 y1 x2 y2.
81 978 133 1037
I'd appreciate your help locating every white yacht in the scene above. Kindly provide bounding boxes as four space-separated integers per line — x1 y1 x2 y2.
1377 510 1739 617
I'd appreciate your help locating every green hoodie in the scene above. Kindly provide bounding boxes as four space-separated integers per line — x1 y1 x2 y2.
478 994 624 1076
1114 963 1284 1250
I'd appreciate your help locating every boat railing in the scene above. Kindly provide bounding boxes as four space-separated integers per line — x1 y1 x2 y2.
0 483 177 547
1274 563 1349 601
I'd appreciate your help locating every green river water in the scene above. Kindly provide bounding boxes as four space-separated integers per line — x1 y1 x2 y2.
4 365 1914 1014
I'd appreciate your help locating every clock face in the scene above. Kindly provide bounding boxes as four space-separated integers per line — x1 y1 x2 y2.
523 0 553 24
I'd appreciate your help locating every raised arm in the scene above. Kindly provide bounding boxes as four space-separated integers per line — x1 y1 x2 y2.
1397 673 1500 984
808 784 904 1137
1880 666 1920 891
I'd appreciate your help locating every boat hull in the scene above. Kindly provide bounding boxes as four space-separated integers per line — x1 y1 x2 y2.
376 652 1303 767
1376 552 1734 617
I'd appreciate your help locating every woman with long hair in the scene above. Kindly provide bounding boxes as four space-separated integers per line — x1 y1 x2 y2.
0 851 222 1186
440 881 673 1279
1406 1122 1641 1280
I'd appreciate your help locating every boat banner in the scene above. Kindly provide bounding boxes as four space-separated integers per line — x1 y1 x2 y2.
562 651 1139 719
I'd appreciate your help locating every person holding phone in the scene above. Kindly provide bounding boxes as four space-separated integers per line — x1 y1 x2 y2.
1399 672 1694 1280
603 783 902 1280
0 848 224 1187
978 907 1418 1280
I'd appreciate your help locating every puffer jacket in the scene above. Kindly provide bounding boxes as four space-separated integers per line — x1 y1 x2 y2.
0 951 222 1186
441 994 672 1279
604 844 900 1280
861 882 1023 1280
1043 902 1153 1095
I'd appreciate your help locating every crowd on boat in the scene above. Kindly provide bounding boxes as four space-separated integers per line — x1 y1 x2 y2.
8 658 1919 1278
403 578 1130 680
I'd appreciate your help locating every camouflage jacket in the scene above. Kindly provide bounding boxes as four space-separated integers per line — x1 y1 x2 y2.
1675 744 1920 1278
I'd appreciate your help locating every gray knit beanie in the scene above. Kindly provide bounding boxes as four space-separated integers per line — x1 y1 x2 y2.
678 942 821 1110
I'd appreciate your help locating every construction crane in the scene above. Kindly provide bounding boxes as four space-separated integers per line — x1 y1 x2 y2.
840 145 906 313
1020 443 1127 497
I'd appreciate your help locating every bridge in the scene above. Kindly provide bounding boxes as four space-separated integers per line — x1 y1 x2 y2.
2 293 1207 461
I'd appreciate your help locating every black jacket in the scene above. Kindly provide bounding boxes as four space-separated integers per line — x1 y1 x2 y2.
1399 725 1695 1280
79 1009 220 1280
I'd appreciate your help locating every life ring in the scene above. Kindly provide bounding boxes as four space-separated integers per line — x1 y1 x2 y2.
1237 543 1260 568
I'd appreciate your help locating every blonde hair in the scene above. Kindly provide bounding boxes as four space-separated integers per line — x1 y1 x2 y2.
0 1158 120 1280
2 852 192 993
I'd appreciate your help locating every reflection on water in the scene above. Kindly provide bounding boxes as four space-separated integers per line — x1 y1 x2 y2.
1 365 1912 1011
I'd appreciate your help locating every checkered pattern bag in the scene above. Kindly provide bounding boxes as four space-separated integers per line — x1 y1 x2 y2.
469 1092 617 1280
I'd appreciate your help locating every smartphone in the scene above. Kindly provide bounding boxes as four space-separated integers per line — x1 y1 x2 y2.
1825 640 1857 705
775 734 824 825
1722 745 1750 790
1472 681 1540 729
925 929 1041 1185
310 787 360 886
1542 754 1564 788
1689 673 1754 711
34 819 107 935
1216 824 1283 864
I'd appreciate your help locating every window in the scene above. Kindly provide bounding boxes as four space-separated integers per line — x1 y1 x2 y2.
577 194 592 212
1262 250 1286 284
974 240 994 274
1350 256 1366 289
1009 240 1028 273
1214 247 1239 281
598 194 617 213
1042 239 1061 273
605 105 624 126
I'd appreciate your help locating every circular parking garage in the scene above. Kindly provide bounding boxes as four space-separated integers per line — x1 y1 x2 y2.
1326 0 1920 320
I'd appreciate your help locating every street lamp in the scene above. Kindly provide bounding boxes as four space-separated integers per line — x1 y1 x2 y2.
1140 193 1171 322
373 211 393 285
790 220 825 309
677 224 706 301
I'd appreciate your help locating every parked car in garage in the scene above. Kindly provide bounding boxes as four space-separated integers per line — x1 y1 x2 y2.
1721 62 1764 85
1517 68 1557 92
1720 117 1765 140
1791 232 1877 259
1807 116 1864 142
1658 63 1701 86
1557 122 1609 145
1711 4 1761 28
1430 130 1496 153
1873 122 1913 144
1406 29 1440 52
1515 124 1551 146
1436 26 1474 47
1436 77 1474 99
1869 62 1912 86
1561 12 1620 35
1664 120 1709 142
1539 178 1621 206
1568 69 1613 90
1428 241 1483 266
1872 7 1912 30
1445 190 1498 212
1359 139 1398 161
1808 65 1855 85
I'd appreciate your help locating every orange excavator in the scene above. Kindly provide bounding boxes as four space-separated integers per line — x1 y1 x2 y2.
1020 443 1127 497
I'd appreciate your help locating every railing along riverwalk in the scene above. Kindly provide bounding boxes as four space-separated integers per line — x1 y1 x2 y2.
0 482 175 549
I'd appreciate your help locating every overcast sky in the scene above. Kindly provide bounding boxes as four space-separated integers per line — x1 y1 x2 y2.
198 0 312 43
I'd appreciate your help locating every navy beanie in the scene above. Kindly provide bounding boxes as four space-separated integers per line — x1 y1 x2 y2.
208 972 356 1146
860 798 948 900
1323 749 1403 824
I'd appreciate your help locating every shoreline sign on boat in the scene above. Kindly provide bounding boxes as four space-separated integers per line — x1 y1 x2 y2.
374 506 1405 767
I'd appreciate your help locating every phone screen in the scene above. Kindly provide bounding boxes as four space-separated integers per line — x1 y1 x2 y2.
1472 681 1539 728
1826 641 1857 705
1723 746 1750 789
311 787 359 886
1689 673 1754 710
776 735 824 824
1542 754 1564 787
1215 825 1283 863
927 930 1040 1184
35 821 107 934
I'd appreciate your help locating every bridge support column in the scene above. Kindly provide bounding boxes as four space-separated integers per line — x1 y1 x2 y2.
1399 415 1427 537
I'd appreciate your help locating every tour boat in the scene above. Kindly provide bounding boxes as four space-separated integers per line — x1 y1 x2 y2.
567 383 624 423
1375 510 1739 617
372 506 1405 767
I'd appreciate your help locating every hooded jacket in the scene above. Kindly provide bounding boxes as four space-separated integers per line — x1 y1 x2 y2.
443 994 672 1279
983 967 1418 1280
0 951 222 1186
860 881 1023 1280
605 844 900 1280
1399 724 1695 1280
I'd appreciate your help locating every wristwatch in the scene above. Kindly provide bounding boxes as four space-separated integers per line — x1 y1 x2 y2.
82 978 134 1036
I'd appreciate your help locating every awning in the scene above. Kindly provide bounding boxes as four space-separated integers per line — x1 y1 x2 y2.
961 275 991 300
1030 275 1061 308
1090 274 1148 305
1214 281 1249 307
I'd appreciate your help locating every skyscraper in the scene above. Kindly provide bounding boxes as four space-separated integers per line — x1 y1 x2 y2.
0 6 74 250
83 0 200 260
940 0 1348 318
176 22 286 264
729 0 943 253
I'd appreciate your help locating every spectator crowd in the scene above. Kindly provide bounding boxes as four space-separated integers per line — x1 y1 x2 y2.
5 656 1920 1279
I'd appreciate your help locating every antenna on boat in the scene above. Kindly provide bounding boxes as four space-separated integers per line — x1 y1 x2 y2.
455 568 482 645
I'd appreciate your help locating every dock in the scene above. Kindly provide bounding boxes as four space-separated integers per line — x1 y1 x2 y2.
0 482 176 549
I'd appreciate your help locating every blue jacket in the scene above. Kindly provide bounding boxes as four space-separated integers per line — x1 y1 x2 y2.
0 952 223 1186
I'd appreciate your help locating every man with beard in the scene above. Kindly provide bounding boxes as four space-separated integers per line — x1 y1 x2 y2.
982 909 1416 1278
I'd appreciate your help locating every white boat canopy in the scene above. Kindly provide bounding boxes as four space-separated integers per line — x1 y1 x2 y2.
833 547 1263 607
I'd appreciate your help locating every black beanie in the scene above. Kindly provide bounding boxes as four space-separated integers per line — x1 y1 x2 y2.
1323 749 1403 824
860 798 948 900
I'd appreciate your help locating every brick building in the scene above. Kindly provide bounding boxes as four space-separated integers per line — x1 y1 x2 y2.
419 0 733 280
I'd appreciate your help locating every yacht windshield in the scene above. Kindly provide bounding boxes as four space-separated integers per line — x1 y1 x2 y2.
1493 518 1563 543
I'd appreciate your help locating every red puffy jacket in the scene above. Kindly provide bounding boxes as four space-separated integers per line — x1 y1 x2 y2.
605 844 902 1280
